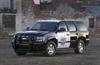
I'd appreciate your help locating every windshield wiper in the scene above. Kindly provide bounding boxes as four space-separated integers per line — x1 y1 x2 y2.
30 29 48 31
30 29 40 31
40 29 48 31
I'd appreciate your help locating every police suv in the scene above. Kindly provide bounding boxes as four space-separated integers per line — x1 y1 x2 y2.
12 20 90 56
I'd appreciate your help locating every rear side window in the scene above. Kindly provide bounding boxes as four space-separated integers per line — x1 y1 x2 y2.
58 22 68 31
65 21 76 31
74 21 88 31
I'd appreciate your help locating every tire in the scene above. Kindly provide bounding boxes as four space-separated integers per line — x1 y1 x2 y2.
15 51 27 56
45 41 56 56
74 40 85 54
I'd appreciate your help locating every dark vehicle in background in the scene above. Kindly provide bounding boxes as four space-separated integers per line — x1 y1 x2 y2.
12 20 90 56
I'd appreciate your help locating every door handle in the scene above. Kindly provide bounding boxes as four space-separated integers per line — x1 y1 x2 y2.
76 33 78 35
66 34 69 36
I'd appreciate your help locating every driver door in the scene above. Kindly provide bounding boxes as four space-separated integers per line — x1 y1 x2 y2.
56 22 70 48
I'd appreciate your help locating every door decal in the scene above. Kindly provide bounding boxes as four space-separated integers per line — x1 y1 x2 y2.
56 32 70 48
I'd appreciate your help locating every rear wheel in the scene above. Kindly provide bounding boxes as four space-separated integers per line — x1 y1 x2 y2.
74 40 85 54
45 41 56 56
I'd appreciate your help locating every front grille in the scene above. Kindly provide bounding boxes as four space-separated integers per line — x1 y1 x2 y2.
15 35 35 43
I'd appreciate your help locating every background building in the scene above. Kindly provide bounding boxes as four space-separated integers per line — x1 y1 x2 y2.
0 0 17 36
0 0 100 36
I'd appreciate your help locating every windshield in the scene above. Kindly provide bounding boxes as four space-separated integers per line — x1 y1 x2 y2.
30 22 57 31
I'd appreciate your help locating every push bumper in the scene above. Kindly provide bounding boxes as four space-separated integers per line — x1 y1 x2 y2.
12 42 46 52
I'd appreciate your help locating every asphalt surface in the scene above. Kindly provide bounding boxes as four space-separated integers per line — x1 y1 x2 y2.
0 37 100 65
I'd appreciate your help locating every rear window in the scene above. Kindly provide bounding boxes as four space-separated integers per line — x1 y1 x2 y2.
74 21 88 31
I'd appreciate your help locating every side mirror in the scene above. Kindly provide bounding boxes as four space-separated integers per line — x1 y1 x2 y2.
26 27 30 31
58 28 66 32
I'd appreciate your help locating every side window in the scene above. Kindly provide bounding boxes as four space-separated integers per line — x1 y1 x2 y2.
66 21 76 31
89 18 94 28
58 22 67 31
75 22 88 31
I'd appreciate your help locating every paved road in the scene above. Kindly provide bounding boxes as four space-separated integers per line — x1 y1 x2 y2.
0 37 100 65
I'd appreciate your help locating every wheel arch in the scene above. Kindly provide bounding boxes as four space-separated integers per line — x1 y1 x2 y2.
78 36 86 46
47 38 58 47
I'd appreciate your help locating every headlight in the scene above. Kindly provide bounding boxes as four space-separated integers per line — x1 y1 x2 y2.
36 36 45 42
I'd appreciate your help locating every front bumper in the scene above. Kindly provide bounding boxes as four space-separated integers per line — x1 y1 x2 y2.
12 42 46 52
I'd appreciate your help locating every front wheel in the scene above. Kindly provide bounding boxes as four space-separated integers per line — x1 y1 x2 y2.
74 40 85 54
45 41 56 56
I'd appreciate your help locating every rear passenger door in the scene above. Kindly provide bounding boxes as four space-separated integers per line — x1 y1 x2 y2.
65 21 78 43
57 22 70 48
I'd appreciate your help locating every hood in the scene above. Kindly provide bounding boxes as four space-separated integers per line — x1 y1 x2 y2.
15 31 51 36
